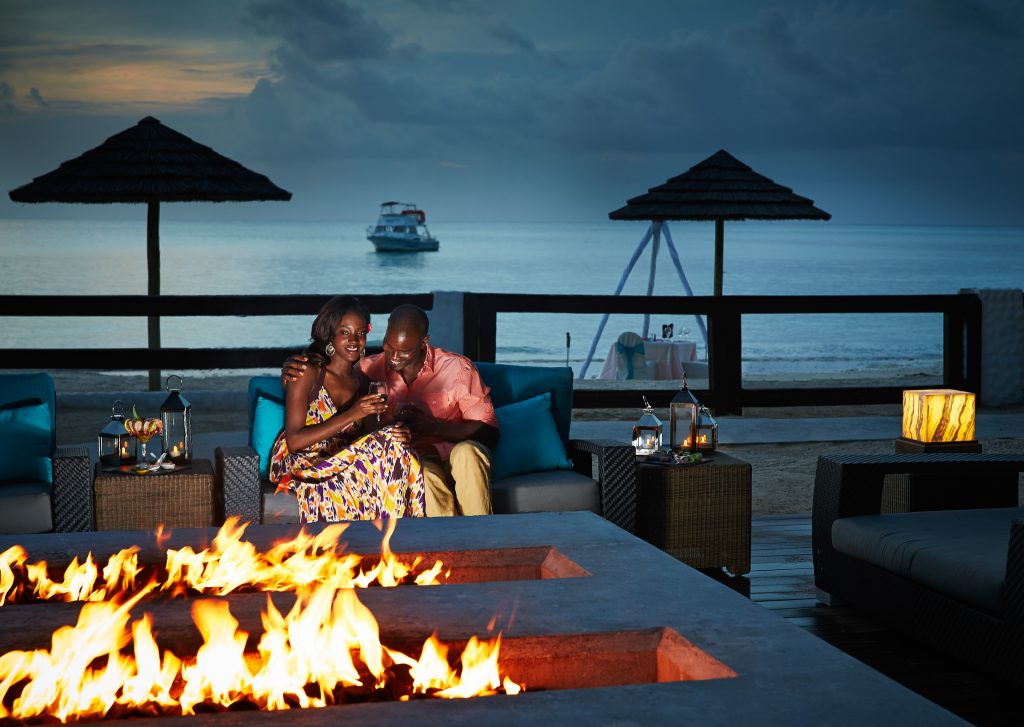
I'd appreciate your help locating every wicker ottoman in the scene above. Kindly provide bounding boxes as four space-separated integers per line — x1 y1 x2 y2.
93 459 218 531
635 453 751 575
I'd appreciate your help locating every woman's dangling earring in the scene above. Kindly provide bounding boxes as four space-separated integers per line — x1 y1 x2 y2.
325 342 336 357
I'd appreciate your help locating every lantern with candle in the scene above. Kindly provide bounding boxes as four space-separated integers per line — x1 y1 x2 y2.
98 400 135 468
897 388 980 453
160 374 192 465
632 396 663 455
668 377 718 454
694 405 718 453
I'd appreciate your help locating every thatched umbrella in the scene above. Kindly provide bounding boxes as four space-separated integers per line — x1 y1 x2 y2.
579 149 829 379
8 116 291 388
609 149 830 295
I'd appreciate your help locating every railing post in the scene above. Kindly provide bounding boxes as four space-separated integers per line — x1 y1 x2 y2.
942 307 965 389
462 293 481 361
943 294 979 392
708 299 742 416
462 294 498 363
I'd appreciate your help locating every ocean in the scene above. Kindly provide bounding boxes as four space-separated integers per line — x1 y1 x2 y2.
2 218 1022 380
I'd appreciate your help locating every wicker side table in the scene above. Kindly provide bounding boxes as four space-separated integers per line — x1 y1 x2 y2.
93 459 217 531
635 453 751 575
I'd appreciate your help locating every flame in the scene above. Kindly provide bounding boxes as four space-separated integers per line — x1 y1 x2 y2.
1 517 446 605
0 583 522 721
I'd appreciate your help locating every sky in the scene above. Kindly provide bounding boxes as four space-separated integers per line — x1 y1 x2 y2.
1 0 1022 225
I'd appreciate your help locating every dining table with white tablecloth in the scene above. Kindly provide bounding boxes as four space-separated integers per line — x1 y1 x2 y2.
598 339 697 380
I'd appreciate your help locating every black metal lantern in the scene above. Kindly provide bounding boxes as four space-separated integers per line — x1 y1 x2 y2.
160 374 192 465
695 405 718 453
98 400 135 468
669 376 701 452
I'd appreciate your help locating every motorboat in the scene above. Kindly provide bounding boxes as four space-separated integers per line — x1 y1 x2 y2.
366 201 440 252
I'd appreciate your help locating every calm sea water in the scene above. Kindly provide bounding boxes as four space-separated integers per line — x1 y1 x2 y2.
2 218 1022 379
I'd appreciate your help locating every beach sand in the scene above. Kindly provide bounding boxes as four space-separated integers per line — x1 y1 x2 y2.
14 367 1023 517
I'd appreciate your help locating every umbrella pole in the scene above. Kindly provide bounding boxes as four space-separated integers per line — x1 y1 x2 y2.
713 219 724 296
641 222 662 338
660 223 709 349
147 201 161 391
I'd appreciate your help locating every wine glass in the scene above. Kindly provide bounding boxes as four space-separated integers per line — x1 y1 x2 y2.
368 381 388 422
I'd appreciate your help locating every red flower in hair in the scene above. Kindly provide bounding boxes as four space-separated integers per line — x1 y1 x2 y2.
367 323 373 333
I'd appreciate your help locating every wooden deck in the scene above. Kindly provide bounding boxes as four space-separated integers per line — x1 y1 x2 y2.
708 516 1022 726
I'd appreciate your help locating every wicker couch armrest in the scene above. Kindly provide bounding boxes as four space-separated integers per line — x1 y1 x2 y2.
52 446 92 532
1006 519 1024 625
216 446 262 525
568 438 637 532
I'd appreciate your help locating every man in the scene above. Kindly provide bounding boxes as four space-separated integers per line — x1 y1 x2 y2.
285 304 498 516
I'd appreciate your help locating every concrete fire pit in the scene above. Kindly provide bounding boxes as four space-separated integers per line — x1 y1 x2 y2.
0 512 965 725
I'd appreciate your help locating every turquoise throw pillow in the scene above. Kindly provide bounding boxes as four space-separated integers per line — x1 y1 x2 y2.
252 394 285 478
491 392 573 480
0 400 52 483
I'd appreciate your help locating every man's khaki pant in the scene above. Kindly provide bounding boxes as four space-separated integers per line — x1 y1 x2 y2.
421 441 493 516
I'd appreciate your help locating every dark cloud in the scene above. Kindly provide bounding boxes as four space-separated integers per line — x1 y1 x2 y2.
919 0 1021 38
27 87 47 107
408 0 478 13
0 81 14 113
487 21 566 69
244 0 393 63
489 22 536 53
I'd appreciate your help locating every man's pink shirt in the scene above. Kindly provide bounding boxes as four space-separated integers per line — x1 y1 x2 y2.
359 345 497 461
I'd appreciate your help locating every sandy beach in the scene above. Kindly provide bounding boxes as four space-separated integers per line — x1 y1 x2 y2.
15 367 1023 517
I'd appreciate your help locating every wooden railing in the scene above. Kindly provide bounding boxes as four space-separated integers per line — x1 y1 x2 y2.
462 292 981 414
1 292 980 414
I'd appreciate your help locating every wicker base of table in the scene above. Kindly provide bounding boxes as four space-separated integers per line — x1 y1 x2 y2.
636 453 751 575
94 459 217 531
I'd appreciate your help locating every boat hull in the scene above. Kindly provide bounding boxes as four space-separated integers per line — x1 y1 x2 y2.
368 235 439 252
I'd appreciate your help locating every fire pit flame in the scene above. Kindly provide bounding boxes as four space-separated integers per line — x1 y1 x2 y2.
0 582 522 722
0 518 446 605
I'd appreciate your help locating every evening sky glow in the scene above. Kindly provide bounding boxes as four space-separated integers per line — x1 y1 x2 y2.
1 0 1022 224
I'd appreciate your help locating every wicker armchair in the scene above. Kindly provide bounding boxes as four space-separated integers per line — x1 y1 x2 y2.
216 365 637 529
0 373 92 533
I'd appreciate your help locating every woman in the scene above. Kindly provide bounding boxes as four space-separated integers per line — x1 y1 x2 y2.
269 296 425 521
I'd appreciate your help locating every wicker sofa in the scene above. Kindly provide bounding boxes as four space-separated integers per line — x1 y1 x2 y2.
812 453 1024 684
0 373 92 533
216 364 636 528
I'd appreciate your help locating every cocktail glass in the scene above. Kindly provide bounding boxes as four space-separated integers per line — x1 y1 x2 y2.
125 418 163 463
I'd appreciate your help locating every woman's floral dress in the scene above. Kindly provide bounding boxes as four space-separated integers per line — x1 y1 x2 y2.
268 376 425 522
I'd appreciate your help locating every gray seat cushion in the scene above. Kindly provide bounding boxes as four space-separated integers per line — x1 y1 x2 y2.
832 507 1024 614
492 470 600 515
261 480 300 524
0 481 53 534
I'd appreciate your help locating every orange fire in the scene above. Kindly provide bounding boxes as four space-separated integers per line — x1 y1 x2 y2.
0 517 447 605
0 582 522 721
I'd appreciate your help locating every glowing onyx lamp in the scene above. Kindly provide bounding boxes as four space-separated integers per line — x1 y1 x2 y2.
898 388 979 453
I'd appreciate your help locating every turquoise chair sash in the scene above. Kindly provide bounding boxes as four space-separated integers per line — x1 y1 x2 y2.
615 340 645 379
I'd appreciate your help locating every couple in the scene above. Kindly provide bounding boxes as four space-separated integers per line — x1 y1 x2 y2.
269 295 498 523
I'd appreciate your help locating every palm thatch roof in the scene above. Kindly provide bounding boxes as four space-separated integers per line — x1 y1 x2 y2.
609 149 829 222
8 116 291 204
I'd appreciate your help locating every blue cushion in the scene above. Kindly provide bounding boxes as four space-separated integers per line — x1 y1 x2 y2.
476 364 572 445
0 373 56 452
252 394 285 478
0 400 53 483
491 392 573 480
248 376 284 442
